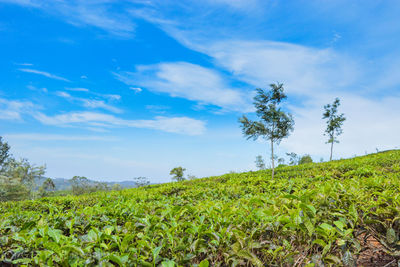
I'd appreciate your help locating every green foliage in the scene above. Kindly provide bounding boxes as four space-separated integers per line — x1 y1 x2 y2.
255 155 266 170
112 183 123 191
170 167 186 182
323 98 346 161
0 137 11 167
70 176 110 195
38 178 56 198
286 152 299 166
0 175 30 202
1 151 400 266
299 154 313 165
0 158 46 201
0 138 46 201
70 176 90 195
286 153 313 165
187 174 198 180
42 178 56 191
239 83 294 178
133 176 150 187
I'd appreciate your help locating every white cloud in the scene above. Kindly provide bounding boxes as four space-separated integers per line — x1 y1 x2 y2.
206 0 262 10
34 111 206 135
19 68 70 82
64 88 121 101
65 87 90 92
56 91 122 114
0 0 40 7
4 133 117 142
281 93 400 159
60 2 135 37
162 40 359 97
26 84 48 93
81 99 122 114
0 98 38 120
130 87 142 93
146 105 170 114
15 62 33 66
1 0 136 37
56 91 72 98
126 11 398 158
80 75 88 79
115 62 252 112
134 15 399 158
103 94 121 101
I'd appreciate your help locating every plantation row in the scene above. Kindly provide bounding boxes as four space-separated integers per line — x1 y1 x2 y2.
1 150 400 266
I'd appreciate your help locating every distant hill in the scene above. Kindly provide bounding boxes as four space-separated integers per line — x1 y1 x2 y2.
35 177 138 191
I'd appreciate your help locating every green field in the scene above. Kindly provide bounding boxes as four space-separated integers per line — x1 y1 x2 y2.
1 151 400 266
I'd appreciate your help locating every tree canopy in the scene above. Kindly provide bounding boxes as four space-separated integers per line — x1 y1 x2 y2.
239 83 294 178
170 167 186 182
323 98 346 161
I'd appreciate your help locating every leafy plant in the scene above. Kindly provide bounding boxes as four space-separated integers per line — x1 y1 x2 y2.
170 167 186 182
239 83 294 178
323 98 346 161
1 150 400 265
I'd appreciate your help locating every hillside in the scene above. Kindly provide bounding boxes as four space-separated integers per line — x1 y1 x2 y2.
1 151 400 266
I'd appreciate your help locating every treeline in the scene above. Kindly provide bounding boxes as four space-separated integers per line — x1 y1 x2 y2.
0 137 151 202
69 175 150 195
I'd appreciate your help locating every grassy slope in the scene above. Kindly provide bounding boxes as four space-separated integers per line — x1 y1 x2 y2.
1 150 400 266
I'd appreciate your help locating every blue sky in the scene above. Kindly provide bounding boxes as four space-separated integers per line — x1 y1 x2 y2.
1 0 400 182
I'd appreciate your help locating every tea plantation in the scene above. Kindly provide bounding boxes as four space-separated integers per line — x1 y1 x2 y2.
1 150 400 266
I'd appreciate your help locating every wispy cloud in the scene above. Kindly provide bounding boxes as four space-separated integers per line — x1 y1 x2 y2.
64 88 121 101
4 133 117 142
34 111 206 135
0 98 38 121
81 99 122 114
207 0 262 10
115 62 252 112
59 1 136 37
0 93 206 135
103 94 121 101
1 0 137 37
130 87 142 93
281 93 400 159
15 62 33 66
127 1 400 159
27 84 48 93
146 105 170 114
19 68 70 82
65 87 89 92
194 40 359 96
56 91 71 98
56 91 123 114
0 0 41 7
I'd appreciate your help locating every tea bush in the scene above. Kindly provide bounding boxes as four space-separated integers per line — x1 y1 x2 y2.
1 150 400 266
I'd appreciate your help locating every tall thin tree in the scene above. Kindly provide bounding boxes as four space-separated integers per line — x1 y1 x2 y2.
239 83 294 178
323 98 346 161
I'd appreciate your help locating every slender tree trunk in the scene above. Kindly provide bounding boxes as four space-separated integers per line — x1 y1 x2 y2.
271 139 275 179
329 131 334 161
